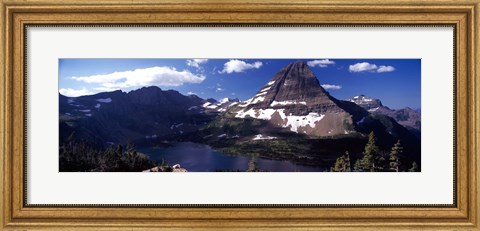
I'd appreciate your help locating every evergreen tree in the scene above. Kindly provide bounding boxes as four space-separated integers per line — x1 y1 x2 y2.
354 132 384 172
409 162 418 172
116 144 123 156
59 140 156 172
353 159 362 172
332 156 345 172
332 151 351 172
344 151 351 172
389 140 403 172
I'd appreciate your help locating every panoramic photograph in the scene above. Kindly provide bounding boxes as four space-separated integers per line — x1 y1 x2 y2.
59 58 421 172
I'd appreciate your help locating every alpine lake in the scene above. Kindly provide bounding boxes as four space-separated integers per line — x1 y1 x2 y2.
137 142 326 172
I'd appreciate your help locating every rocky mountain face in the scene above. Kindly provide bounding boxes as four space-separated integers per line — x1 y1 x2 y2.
59 86 239 145
221 61 368 137
347 95 421 131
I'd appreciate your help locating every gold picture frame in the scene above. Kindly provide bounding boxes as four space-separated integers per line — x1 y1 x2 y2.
1 0 479 230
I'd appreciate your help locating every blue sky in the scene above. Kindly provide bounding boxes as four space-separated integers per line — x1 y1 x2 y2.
59 58 421 109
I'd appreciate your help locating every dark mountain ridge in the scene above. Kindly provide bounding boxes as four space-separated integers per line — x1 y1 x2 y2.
60 86 213 144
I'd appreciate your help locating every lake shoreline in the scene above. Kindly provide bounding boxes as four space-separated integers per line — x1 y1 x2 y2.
137 142 327 172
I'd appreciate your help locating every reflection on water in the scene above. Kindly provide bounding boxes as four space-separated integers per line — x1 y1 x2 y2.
138 142 325 172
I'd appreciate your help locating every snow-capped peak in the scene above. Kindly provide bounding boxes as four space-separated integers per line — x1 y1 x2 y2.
216 98 239 105
201 98 240 112
219 98 231 104
348 95 383 110
349 95 372 102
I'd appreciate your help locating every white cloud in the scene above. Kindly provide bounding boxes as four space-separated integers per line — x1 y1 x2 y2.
349 62 378 72
59 88 95 97
186 59 208 69
307 59 335 68
349 62 396 73
71 66 205 90
321 84 342 90
216 87 225 92
377 65 395 73
220 59 263 74
187 91 196 95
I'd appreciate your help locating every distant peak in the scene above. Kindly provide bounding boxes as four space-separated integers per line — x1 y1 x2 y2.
205 98 218 103
219 98 240 104
348 95 383 108
352 94 370 99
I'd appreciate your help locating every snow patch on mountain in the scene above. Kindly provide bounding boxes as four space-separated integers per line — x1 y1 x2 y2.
235 108 325 133
219 98 231 104
201 98 240 112
250 96 265 104
239 95 266 108
238 99 252 107
284 113 325 133
349 95 376 104
202 102 218 109
260 86 271 92
252 134 277 140
270 100 307 107
145 134 158 139
255 91 267 96
235 108 258 119
170 123 184 129
97 98 112 103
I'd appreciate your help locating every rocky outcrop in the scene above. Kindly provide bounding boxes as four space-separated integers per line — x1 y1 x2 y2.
143 164 187 172
225 61 368 137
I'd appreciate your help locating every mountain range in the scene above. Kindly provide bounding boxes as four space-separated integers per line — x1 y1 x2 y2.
347 94 421 132
59 61 421 168
59 87 237 145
